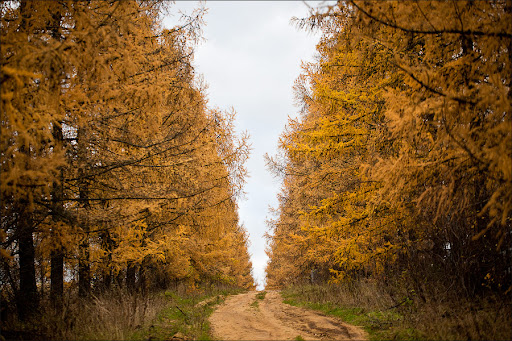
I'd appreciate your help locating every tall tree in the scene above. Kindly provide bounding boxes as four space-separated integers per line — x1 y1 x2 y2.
266 0 511 295
1 0 254 322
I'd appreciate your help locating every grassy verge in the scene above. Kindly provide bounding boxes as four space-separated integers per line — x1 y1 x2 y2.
281 283 511 341
0 285 243 340
282 288 412 340
129 287 243 341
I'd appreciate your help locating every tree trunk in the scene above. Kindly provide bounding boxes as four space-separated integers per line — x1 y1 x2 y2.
116 269 125 288
126 262 136 291
101 230 113 291
50 122 65 308
78 236 90 297
103 269 112 291
77 126 91 297
18 215 38 320
138 264 147 296
50 250 64 308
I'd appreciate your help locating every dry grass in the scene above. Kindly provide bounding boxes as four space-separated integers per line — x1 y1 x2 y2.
282 281 512 340
74 291 168 340
406 296 512 341
1 283 242 340
288 280 397 311
26 289 170 340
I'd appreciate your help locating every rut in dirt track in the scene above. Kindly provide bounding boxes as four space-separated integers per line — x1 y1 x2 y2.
209 290 367 341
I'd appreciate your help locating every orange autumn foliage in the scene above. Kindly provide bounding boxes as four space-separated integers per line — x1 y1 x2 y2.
266 1 511 296
1 0 254 320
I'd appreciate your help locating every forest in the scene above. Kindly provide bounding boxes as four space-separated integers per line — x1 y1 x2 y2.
265 1 511 339
1 0 512 340
1 1 254 338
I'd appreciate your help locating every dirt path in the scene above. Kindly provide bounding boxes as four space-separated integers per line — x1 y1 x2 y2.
209 290 367 340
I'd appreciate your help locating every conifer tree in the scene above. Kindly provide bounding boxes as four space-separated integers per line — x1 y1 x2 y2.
266 0 511 295
1 0 254 320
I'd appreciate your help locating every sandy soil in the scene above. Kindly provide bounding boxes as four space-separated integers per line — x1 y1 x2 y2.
209 290 367 340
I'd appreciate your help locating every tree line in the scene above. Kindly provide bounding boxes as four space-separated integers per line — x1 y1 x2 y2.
1 0 254 322
266 0 511 300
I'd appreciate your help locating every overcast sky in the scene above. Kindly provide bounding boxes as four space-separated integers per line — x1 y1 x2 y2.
163 1 322 290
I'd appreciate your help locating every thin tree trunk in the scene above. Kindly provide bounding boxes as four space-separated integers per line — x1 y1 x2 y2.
50 250 64 307
116 268 125 288
101 230 113 291
126 262 136 291
15 2 39 321
78 236 90 297
77 126 91 297
50 122 64 308
138 263 147 296
78 187 91 297
18 214 38 320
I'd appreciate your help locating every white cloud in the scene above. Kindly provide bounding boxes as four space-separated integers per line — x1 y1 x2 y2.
164 1 321 290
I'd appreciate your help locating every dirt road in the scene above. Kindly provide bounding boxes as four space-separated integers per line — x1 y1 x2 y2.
209 290 367 340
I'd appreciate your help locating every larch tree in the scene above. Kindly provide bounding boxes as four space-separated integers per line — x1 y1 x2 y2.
1 0 253 321
266 2 399 285
266 0 511 296
357 0 512 293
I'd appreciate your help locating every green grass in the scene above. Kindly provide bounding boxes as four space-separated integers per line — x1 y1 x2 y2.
281 288 423 341
250 290 267 309
255 291 266 300
0 286 245 340
281 283 511 341
129 287 243 341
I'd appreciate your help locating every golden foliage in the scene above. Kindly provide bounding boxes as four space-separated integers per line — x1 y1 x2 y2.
266 0 511 295
1 0 254 314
